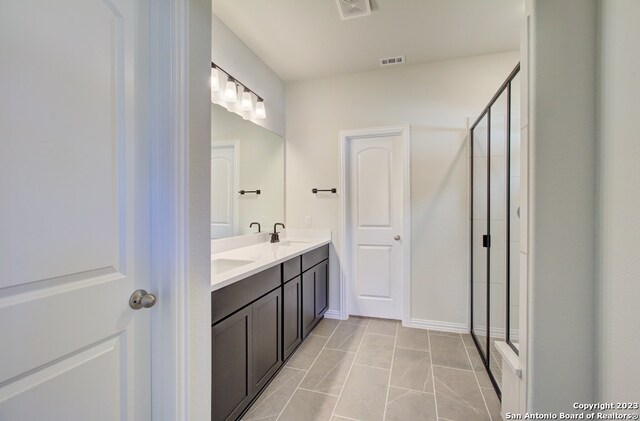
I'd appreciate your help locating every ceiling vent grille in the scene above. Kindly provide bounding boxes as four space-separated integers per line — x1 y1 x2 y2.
379 56 406 67
335 0 371 20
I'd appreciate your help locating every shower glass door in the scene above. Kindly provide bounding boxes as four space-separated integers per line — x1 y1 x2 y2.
471 113 489 363
470 63 520 399
489 89 509 390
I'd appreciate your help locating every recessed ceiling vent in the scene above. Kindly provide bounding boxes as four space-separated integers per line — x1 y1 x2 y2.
335 0 371 20
379 56 406 67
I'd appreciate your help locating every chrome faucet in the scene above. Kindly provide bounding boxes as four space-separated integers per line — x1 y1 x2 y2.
249 222 261 233
269 223 285 243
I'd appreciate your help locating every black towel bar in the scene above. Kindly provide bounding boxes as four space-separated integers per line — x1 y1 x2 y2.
312 188 337 194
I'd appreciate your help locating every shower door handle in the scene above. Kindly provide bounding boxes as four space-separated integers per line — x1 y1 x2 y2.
482 235 491 248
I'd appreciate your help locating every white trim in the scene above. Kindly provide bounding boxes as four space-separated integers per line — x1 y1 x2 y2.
339 125 411 325
406 318 469 334
323 310 342 320
149 0 189 419
211 140 240 237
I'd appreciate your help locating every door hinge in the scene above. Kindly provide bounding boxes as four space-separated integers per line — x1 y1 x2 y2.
482 235 491 248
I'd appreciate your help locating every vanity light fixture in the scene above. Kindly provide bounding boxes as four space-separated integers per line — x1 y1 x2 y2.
210 65 220 91
224 77 238 102
211 61 266 120
241 88 253 111
255 98 266 119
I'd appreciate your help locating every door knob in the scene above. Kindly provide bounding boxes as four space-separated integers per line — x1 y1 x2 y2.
394 235 401 241
129 289 157 309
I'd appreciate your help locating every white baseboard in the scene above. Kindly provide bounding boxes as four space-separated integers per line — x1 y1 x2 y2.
407 318 468 334
324 310 342 320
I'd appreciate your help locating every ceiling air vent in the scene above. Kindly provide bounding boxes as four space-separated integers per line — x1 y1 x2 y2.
379 56 406 67
335 0 371 20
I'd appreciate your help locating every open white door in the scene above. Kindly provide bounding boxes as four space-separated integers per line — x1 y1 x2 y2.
0 0 152 419
343 126 410 321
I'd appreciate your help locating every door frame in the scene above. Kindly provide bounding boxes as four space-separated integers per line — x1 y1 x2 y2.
148 0 193 419
338 125 411 325
211 140 240 238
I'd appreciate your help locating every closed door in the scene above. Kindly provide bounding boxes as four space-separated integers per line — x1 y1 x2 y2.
0 0 152 419
211 142 239 238
348 135 405 319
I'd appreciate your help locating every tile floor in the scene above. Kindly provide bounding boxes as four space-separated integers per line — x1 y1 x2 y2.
242 316 502 421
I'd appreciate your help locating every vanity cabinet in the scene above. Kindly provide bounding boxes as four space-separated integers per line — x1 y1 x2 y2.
212 244 329 421
211 268 282 421
282 275 302 360
301 246 329 338
212 306 253 421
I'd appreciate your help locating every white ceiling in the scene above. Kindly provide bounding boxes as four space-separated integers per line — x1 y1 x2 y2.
212 0 522 82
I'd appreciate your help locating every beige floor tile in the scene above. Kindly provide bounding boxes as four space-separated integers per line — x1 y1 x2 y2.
461 333 476 348
278 389 337 421
428 330 462 337
334 364 390 421
325 324 367 353
434 366 490 421
430 333 471 370
300 349 355 396
474 367 494 388
354 333 395 369
241 367 305 421
385 387 437 421
466 345 488 373
390 347 433 393
286 335 329 370
341 315 370 326
482 387 502 421
311 318 341 337
396 326 430 351
366 318 398 336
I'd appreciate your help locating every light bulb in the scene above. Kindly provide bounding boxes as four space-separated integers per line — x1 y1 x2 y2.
255 98 266 119
210 67 220 91
241 89 252 111
224 78 237 102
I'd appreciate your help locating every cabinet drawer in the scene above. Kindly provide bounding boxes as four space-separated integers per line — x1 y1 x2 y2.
302 245 329 272
212 265 281 324
283 256 301 282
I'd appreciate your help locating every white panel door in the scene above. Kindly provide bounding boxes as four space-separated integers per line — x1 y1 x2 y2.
349 135 404 319
0 0 152 419
211 142 238 239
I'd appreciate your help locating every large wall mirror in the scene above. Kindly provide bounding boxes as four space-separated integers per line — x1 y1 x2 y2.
211 104 284 239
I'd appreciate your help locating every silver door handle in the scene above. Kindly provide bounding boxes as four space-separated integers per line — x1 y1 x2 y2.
394 235 401 241
129 289 157 309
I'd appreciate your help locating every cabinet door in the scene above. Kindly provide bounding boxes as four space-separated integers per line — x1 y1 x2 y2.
252 288 282 392
315 260 329 319
283 276 302 360
212 307 253 421
302 269 316 338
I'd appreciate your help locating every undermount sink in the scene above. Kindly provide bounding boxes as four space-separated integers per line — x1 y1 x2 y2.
212 258 255 275
276 240 310 247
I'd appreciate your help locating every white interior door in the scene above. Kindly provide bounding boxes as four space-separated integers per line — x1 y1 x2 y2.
0 0 152 419
348 134 405 319
211 142 239 239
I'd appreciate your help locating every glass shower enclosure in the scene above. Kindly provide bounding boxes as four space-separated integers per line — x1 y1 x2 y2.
470 64 521 399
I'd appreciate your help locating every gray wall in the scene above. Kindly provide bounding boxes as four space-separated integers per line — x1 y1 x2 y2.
596 0 640 405
527 0 597 411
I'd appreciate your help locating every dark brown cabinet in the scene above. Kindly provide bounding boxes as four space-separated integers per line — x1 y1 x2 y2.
212 306 253 421
211 271 282 421
282 275 302 360
302 248 330 338
252 288 282 392
212 244 329 420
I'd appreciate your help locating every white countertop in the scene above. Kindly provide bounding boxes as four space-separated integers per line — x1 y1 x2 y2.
211 229 331 291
